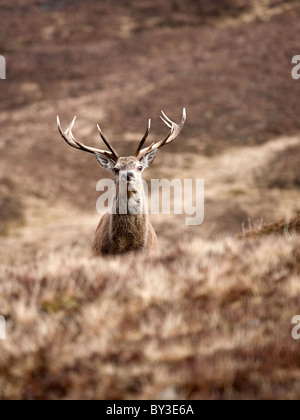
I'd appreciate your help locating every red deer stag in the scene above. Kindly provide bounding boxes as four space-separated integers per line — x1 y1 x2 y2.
57 108 186 255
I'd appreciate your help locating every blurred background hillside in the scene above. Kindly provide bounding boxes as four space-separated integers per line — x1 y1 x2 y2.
1 0 300 262
1 0 300 401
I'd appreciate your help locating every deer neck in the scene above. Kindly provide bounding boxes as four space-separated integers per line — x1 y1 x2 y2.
114 182 148 216
108 183 149 252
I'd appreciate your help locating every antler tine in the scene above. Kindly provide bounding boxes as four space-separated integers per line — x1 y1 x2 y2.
97 124 119 160
137 108 186 159
160 110 173 128
57 116 80 149
135 119 151 157
159 107 187 146
57 116 118 160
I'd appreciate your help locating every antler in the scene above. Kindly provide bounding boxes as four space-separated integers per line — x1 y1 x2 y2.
135 119 151 157
57 116 119 161
135 108 186 159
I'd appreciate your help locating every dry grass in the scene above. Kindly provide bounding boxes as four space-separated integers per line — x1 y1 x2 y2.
0 230 299 400
241 215 300 238
255 144 300 189
0 177 25 236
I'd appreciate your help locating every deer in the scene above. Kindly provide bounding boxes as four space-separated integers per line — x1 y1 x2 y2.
57 108 186 256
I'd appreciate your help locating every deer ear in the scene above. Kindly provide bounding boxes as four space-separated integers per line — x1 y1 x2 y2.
139 149 157 169
95 153 116 171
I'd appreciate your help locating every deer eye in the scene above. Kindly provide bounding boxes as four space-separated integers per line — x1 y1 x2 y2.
138 166 143 172
113 168 119 175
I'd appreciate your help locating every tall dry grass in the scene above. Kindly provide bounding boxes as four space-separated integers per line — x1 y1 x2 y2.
0 221 299 400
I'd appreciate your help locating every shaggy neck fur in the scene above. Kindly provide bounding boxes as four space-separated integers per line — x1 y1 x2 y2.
109 183 149 253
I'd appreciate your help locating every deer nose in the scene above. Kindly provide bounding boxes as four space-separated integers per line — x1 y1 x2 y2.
127 171 134 181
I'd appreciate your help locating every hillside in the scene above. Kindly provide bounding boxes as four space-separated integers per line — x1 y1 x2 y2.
1 0 300 251
0 0 300 400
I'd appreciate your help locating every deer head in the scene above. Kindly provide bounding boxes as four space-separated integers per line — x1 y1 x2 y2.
57 109 186 192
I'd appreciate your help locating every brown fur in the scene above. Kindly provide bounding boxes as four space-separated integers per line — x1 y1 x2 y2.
92 155 159 256
93 212 158 255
